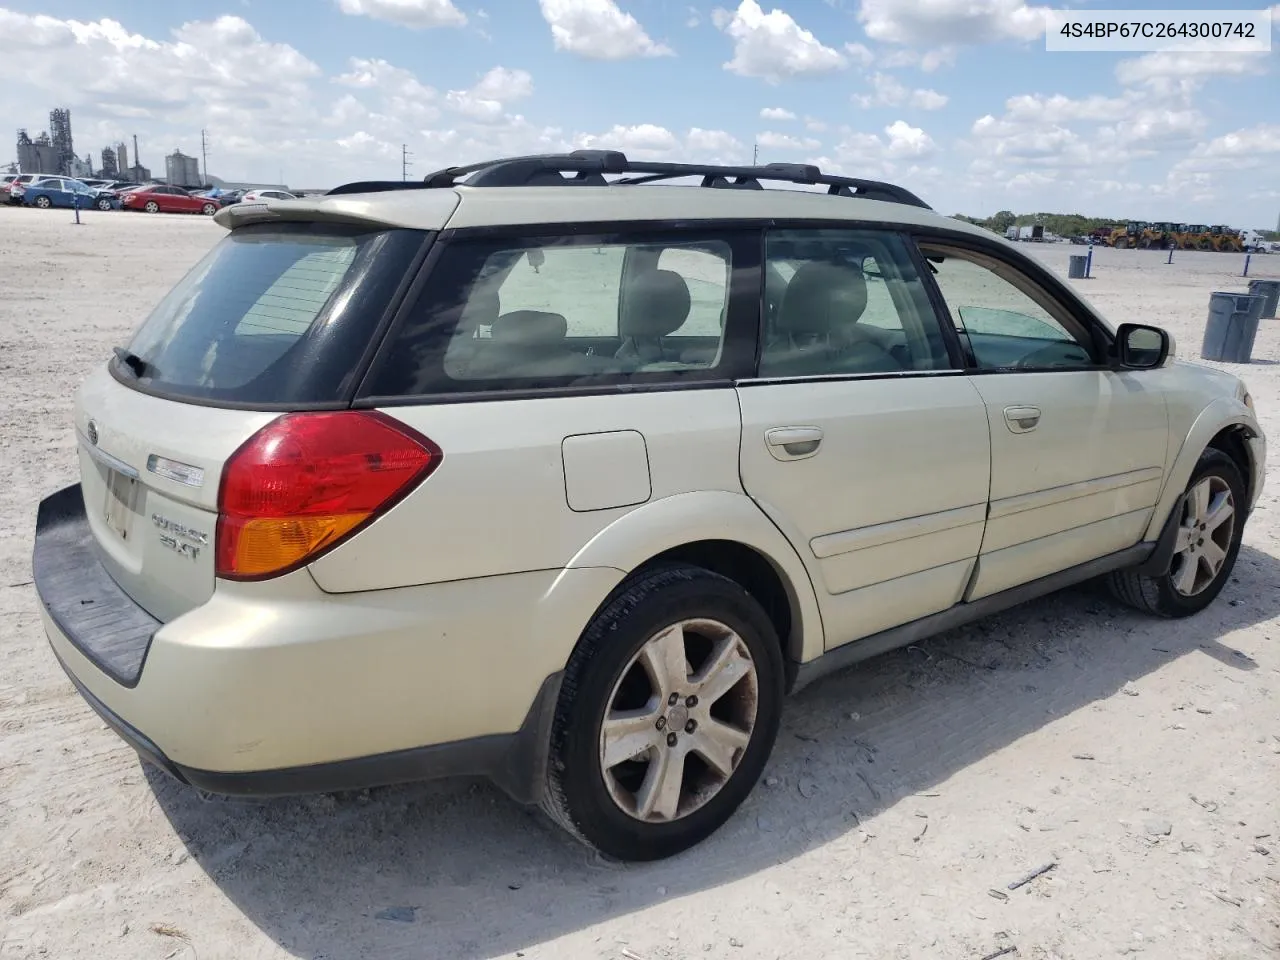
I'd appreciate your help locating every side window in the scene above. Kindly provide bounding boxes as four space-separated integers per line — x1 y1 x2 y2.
760 229 953 377
363 232 748 397
920 244 1096 370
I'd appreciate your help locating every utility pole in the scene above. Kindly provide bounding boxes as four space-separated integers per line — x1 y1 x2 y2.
401 143 413 181
201 128 209 184
132 133 140 177
752 142 759 165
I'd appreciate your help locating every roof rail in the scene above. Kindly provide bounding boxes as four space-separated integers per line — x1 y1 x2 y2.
326 150 931 209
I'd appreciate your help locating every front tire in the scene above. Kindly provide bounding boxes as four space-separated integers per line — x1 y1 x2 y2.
543 565 784 861
34 195 51 209
144 200 159 214
96 197 112 211
1107 449 1245 617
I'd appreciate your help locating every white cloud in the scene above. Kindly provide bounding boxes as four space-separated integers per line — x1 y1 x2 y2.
539 0 673 59
804 116 828 132
757 130 821 151
685 127 746 161
1114 51 1266 87
814 120 937 182
0 11 321 131
336 0 466 28
712 0 847 82
843 42 875 67
573 124 745 163
858 0 1047 46
852 72 948 110
1191 123 1280 158
878 46 957 72
760 106 797 120
333 57 440 126
445 66 534 122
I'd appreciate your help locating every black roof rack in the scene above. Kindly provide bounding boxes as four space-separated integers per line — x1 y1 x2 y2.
326 150 930 209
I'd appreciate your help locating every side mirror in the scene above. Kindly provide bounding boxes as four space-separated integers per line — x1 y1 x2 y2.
1115 323 1172 369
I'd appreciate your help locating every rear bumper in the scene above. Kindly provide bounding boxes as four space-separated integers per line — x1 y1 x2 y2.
33 482 617 802
48 639 561 802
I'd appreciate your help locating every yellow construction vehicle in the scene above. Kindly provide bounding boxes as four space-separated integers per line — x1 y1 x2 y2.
1174 224 1213 250
1109 221 1146 248
1209 225 1243 252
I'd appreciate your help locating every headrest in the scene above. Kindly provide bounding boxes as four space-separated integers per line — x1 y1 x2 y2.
776 262 868 336
490 310 568 345
619 269 692 339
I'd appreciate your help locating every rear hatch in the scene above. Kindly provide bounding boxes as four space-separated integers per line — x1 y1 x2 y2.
76 220 428 622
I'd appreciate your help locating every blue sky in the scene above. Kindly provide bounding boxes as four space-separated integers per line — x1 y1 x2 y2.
1 0 1276 225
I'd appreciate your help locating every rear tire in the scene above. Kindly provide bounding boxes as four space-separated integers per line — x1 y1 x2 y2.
201 202 216 215
1107 449 1245 618
542 565 784 862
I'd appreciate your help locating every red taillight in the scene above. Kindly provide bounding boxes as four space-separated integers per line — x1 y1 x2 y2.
215 411 441 581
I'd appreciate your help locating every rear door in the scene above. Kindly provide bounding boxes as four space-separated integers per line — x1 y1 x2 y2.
74 220 429 621
735 227 991 649
918 239 1169 600
313 224 760 592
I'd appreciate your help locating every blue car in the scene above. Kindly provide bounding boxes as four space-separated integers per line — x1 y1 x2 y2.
19 177 120 211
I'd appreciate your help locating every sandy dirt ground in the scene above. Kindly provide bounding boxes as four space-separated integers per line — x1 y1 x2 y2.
1 204 1277 960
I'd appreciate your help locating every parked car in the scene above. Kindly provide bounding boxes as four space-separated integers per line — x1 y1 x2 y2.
4 173 45 204
0 173 20 202
240 188 297 202
120 184 219 215
20 177 119 211
34 151 1266 863
192 188 244 208
75 178 113 190
100 180 142 194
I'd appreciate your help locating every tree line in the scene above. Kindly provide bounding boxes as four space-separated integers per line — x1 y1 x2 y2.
952 211 1280 241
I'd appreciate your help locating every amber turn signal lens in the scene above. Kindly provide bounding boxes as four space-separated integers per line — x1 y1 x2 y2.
215 411 440 580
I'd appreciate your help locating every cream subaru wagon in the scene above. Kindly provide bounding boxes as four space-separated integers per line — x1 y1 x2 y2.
34 152 1266 861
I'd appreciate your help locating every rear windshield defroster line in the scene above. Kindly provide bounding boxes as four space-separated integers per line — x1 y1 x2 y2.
112 221 429 407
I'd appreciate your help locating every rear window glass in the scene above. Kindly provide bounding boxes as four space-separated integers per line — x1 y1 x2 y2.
117 222 424 406
362 232 748 398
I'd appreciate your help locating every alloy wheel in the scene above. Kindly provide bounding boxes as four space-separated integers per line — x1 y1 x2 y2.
1170 475 1235 597
599 618 758 823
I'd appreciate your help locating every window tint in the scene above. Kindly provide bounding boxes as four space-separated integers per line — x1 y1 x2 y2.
759 229 953 377
364 232 749 397
118 222 424 405
920 244 1095 370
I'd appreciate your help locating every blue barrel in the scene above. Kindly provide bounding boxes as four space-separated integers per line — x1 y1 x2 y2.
1067 254 1087 279
1248 279 1280 319
1200 292 1265 363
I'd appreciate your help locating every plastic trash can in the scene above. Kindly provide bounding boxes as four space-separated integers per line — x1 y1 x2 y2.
1200 292 1265 363
1247 278 1280 319
1067 254 1087 279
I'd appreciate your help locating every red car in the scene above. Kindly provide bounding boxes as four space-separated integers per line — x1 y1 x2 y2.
120 185 219 216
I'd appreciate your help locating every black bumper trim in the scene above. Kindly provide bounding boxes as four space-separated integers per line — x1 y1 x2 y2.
50 642 561 806
33 483 160 688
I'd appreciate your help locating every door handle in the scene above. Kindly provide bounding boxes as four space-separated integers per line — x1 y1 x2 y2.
1003 405 1041 433
765 426 823 460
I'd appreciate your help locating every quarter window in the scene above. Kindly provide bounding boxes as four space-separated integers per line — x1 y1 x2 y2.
759 229 954 377
920 244 1096 370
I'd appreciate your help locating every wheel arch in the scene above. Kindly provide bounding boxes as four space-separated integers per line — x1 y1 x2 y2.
565 491 825 665
1143 397 1261 543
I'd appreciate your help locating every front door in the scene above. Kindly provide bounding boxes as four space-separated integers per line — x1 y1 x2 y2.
919 240 1169 600
736 227 992 649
